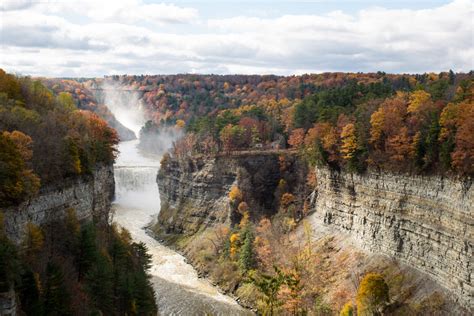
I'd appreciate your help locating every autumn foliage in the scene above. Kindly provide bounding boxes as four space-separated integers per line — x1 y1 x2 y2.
356 273 390 315
0 70 118 206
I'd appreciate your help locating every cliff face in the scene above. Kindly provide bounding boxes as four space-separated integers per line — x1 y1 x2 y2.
311 167 473 309
156 152 473 310
3 165 115 243
156 151 306 237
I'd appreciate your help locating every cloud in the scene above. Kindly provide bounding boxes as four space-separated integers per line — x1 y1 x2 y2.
0 0 472 76
0 0 35 11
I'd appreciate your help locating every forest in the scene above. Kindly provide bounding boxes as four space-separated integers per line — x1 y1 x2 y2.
0 69 156 315
102 71 473 176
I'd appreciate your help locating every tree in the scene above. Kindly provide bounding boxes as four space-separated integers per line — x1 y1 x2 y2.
229 186 243 203
356 273 389 316
340 123 357 159
407 90 431 114
0 132 40 206
288 128 305 148
77 223 98 279
249 266 299 316
451 100 474 174
239 227 255 272
304 122 339 166
44 262 72 315
23 222 44 256
56 92 76 112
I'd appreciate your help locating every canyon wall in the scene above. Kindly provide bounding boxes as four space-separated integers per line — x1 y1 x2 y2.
311 167 473 310
2 165 115 243
156 153 473 310
156 151 306 238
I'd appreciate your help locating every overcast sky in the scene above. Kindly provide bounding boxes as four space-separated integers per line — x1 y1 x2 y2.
0 0 472 77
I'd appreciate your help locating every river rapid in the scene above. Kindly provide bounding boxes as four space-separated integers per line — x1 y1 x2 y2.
112 140 251 315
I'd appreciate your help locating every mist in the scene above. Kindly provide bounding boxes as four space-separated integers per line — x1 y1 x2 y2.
138 126 183 157
102 81 146 138
101 81 183 157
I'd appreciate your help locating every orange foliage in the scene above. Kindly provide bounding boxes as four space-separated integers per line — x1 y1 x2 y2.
451 101 474 174
288 128 305 148
280 193 295 209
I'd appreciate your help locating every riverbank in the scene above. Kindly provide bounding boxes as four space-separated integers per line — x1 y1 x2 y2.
146 226 258 313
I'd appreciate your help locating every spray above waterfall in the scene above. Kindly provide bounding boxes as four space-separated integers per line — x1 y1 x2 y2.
100 81 183 156
102 81 146 138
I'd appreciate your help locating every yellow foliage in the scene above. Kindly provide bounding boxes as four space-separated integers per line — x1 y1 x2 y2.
356 273 389 316
340 301 354 316
340 123 357 160
408 90 431 113
230 233 240 244
439 102 459 141
285 217 296 230
175 119 185 129
229 186 243 202
369 108 385 144
239 211 250 229
229 232 241 258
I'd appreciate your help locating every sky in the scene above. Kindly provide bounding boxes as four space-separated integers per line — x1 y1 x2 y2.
0 0 473 77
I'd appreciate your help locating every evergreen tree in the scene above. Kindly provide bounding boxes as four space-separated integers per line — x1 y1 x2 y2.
77 223 98 279
18 267 43 315
239 227 255 272
85 253 114 314
44 262 71 316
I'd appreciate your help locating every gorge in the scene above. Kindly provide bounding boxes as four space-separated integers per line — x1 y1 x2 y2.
154 152 473 313
112 140 251 315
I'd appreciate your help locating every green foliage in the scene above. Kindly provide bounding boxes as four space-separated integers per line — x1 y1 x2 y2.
18 268 42 315
0 216 157 315
43 262 72 315
56 92 76 112
249 266 299 316
239 227 255 272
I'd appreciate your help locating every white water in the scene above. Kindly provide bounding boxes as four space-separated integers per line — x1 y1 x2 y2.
112 140 251 315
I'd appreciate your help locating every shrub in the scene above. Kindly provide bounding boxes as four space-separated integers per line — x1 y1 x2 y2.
356 273 389 316
229 186 243 202
340 301 354 316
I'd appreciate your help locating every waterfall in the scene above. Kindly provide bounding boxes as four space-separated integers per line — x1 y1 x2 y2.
114 166 160 212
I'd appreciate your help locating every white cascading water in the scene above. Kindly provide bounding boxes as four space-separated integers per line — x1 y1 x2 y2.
113 140 251 315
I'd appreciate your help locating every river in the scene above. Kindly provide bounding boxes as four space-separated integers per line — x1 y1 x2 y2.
112 140 252 315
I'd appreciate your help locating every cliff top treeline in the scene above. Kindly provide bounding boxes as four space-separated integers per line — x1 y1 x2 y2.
0 69 119 207
27 71 474 177
112 71 472 176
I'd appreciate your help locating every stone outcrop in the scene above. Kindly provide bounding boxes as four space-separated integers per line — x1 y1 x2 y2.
156 151 306 237
2 165 115 243
311 167 473 310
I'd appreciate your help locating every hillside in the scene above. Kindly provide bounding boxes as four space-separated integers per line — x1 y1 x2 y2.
0 70 156 315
